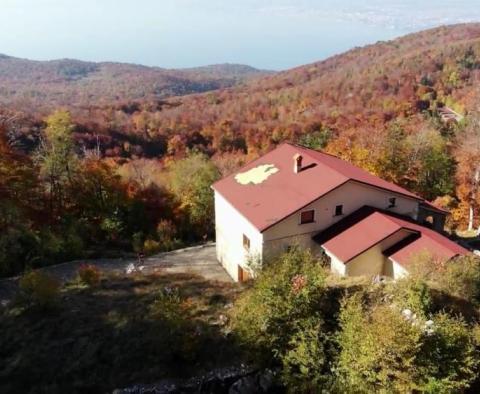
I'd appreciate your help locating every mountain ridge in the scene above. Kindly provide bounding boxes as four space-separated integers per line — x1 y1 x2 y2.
0 54 273 109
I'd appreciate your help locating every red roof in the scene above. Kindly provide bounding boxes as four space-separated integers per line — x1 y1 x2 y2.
213 143 421 232
313 206 468 266
420 200 449 214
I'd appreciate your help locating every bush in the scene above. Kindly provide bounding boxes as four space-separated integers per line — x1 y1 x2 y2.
0 227 39 277
336 293 424 392
143 239 162 256
386 275 432 317
131 231 144 253
156 220 182 251
336 291 479 393
281 317 329 390
77 264 101 286
417 313 478 392
18 270 61 309
149 286 201 361
232 247 331 389
408 253 480 305
437 255 480 304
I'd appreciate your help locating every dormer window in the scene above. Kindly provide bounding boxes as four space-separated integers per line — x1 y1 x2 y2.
388 197 397 208
335 205 343 216
300 210 315 224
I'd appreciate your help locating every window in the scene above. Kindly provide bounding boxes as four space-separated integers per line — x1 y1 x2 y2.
388 197 397 208
335 205 343 216
243 234 250 251
300 209 315 224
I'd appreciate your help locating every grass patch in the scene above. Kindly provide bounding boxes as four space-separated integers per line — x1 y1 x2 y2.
0 272 244 393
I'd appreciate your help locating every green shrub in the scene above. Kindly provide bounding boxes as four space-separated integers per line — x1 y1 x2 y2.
336 291 479 393
437 255 480 304
281 317 329 390
336 293 424 392
408 253 480 305
0 227 39 277
417 313 478 392
100 215 124 242
143 239 161 256
232 247 331 388
149 286 200 360
18 270 61 309
156 220 180 251
77 264 101 286
386 275 432 317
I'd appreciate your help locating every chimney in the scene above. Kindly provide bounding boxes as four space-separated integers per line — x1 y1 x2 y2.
293 153 303 173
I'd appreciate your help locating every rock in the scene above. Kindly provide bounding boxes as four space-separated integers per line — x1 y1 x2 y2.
229 375 259 394
258 369 276 392
114 365 282 394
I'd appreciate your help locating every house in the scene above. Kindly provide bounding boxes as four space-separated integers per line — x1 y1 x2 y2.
212 142 468 282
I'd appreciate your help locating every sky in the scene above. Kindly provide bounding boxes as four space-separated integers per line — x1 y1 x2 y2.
1 0 480 70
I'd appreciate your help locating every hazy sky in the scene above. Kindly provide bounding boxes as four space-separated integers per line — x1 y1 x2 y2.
1 0 480 70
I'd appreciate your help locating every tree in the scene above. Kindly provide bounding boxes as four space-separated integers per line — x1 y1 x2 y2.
298 127 332 150
168 152 220 238
375 122 409 184
35 110 78 220
406 128 455 200
455 116 480 231
0 123 40 276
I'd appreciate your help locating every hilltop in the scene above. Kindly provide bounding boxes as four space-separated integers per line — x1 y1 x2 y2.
0 55 271 110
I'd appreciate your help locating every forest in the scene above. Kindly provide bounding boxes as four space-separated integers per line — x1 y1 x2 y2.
1 23 480 277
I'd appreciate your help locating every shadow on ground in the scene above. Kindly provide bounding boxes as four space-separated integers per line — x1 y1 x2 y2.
0 272 246 393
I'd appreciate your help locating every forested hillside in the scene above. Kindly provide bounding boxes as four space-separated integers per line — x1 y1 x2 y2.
0 55 270 110
2 23 480 277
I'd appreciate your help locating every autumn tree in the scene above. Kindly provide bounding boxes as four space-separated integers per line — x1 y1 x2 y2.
455 115 480 231
406 128 455 200
0 123 40 275
375 122 409 184
35 110 78 220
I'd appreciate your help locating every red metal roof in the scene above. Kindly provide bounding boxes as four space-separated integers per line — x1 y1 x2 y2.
213 143 421 232
420 200 449 214
314 206 468 266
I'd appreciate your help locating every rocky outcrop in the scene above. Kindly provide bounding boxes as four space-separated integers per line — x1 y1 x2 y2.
114 366 282 394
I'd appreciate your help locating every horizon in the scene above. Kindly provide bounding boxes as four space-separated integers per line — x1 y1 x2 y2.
1 1 480 70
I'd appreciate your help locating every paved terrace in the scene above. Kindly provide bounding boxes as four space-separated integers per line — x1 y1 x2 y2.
0 243 231 303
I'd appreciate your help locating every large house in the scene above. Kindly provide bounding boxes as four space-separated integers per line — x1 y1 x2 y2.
212 143 468 282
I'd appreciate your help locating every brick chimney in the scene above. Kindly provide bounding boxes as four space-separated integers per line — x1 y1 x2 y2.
293 153 303 173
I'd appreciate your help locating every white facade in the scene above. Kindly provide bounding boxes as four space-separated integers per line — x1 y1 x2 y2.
215 191 263 281
389 258 409 280
262 181 418 261
215 180 420 282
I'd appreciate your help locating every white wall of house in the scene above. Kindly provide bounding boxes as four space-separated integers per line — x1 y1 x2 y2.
214 191 263 281
324 249 347 276
215 181 419 281
388 258 409 280
262 181 419 260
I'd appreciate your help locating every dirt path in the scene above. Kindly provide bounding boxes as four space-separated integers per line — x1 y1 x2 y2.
0 243 231 303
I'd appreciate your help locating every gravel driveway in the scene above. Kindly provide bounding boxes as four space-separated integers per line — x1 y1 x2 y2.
0 243 231 303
